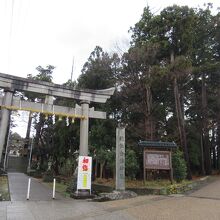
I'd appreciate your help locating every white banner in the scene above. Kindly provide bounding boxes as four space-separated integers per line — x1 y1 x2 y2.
77 156 92 190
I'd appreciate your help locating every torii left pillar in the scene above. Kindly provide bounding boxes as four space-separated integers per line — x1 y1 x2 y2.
0 90 13 164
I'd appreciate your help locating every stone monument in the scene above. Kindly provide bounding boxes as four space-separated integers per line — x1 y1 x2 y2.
116 127 125 191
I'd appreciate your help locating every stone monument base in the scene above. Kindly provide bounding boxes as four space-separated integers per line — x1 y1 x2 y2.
92 190 137 202
70 190 95 199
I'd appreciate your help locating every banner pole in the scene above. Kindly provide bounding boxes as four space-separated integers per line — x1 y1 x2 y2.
52 178 56 199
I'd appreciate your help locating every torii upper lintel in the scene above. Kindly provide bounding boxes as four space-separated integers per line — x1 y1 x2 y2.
0 72 114 103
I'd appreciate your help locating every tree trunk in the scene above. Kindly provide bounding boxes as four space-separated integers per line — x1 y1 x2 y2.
201 74 211 175
113 169 116 180
200 134 205 175
25 112 32 140
143 73 154 140
34 114 43 147
54 156 59 175
174 77 191 179
211 127 216 169
100 162 104 179
173 77 183 146
217 117 220 169
171 52 192 179
24 112 33 154
217 88 220 170
95 158 98 178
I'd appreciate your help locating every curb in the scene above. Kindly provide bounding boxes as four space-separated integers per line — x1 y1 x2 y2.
91 176 214 197
127 176 212 196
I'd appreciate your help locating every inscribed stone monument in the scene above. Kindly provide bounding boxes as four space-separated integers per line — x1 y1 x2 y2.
116 127 125 191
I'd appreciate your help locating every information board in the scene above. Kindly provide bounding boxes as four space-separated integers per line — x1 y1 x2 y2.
144 150 171 170
77 156 92 190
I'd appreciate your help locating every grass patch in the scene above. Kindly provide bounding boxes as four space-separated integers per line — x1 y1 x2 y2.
43 181 70 198
127 179 174 189
0 175 10 201
93 178 193 191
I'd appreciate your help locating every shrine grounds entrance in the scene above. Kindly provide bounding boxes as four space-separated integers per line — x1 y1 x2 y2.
0 72 114 200
0 72 114 165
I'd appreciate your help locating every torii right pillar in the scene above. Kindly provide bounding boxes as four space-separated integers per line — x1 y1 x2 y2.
79 100 90 156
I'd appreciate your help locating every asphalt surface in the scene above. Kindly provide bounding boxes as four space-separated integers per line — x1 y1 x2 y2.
8 172 64 201
1 173 220 219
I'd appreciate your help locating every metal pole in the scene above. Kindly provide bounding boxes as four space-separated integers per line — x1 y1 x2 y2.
3 124 11 171
27 138 34 173
27 178 31 200
52 178 56 199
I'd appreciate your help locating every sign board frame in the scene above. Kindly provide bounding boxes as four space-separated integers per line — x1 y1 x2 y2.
143 149 173 183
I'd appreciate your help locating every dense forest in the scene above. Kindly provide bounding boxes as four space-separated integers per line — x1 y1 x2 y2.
22 4 220 180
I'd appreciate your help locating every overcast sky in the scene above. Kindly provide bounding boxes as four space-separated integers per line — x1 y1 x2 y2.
0 0 219 137
0 0 219 84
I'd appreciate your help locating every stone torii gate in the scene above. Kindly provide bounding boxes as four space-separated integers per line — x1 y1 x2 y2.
0 72 114 163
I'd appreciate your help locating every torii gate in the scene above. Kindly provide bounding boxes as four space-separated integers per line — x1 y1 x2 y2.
0 72 114 163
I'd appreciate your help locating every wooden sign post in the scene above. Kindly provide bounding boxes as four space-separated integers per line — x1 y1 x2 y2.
139 141 177 183
143 149 173 183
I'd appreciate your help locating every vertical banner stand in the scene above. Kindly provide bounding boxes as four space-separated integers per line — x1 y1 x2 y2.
74 156 93 199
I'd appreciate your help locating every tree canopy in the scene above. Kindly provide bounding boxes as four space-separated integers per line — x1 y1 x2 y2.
20 4 220 181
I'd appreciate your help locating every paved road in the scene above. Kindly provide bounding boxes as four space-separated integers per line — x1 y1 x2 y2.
1 174 220 219
8 172 64 201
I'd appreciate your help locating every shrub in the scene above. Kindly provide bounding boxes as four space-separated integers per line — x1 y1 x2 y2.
43 170 54 182
172 150 187 182
59 158 74 177
40 161 49 172
125 149 139 180
167 184 179 194
29 170 42 178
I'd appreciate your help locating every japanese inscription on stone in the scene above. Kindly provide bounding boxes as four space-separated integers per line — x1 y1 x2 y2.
116 127 125 190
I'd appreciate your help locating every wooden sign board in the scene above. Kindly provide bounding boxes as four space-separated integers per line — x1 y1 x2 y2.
144 150 171 170
143 149 173 183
